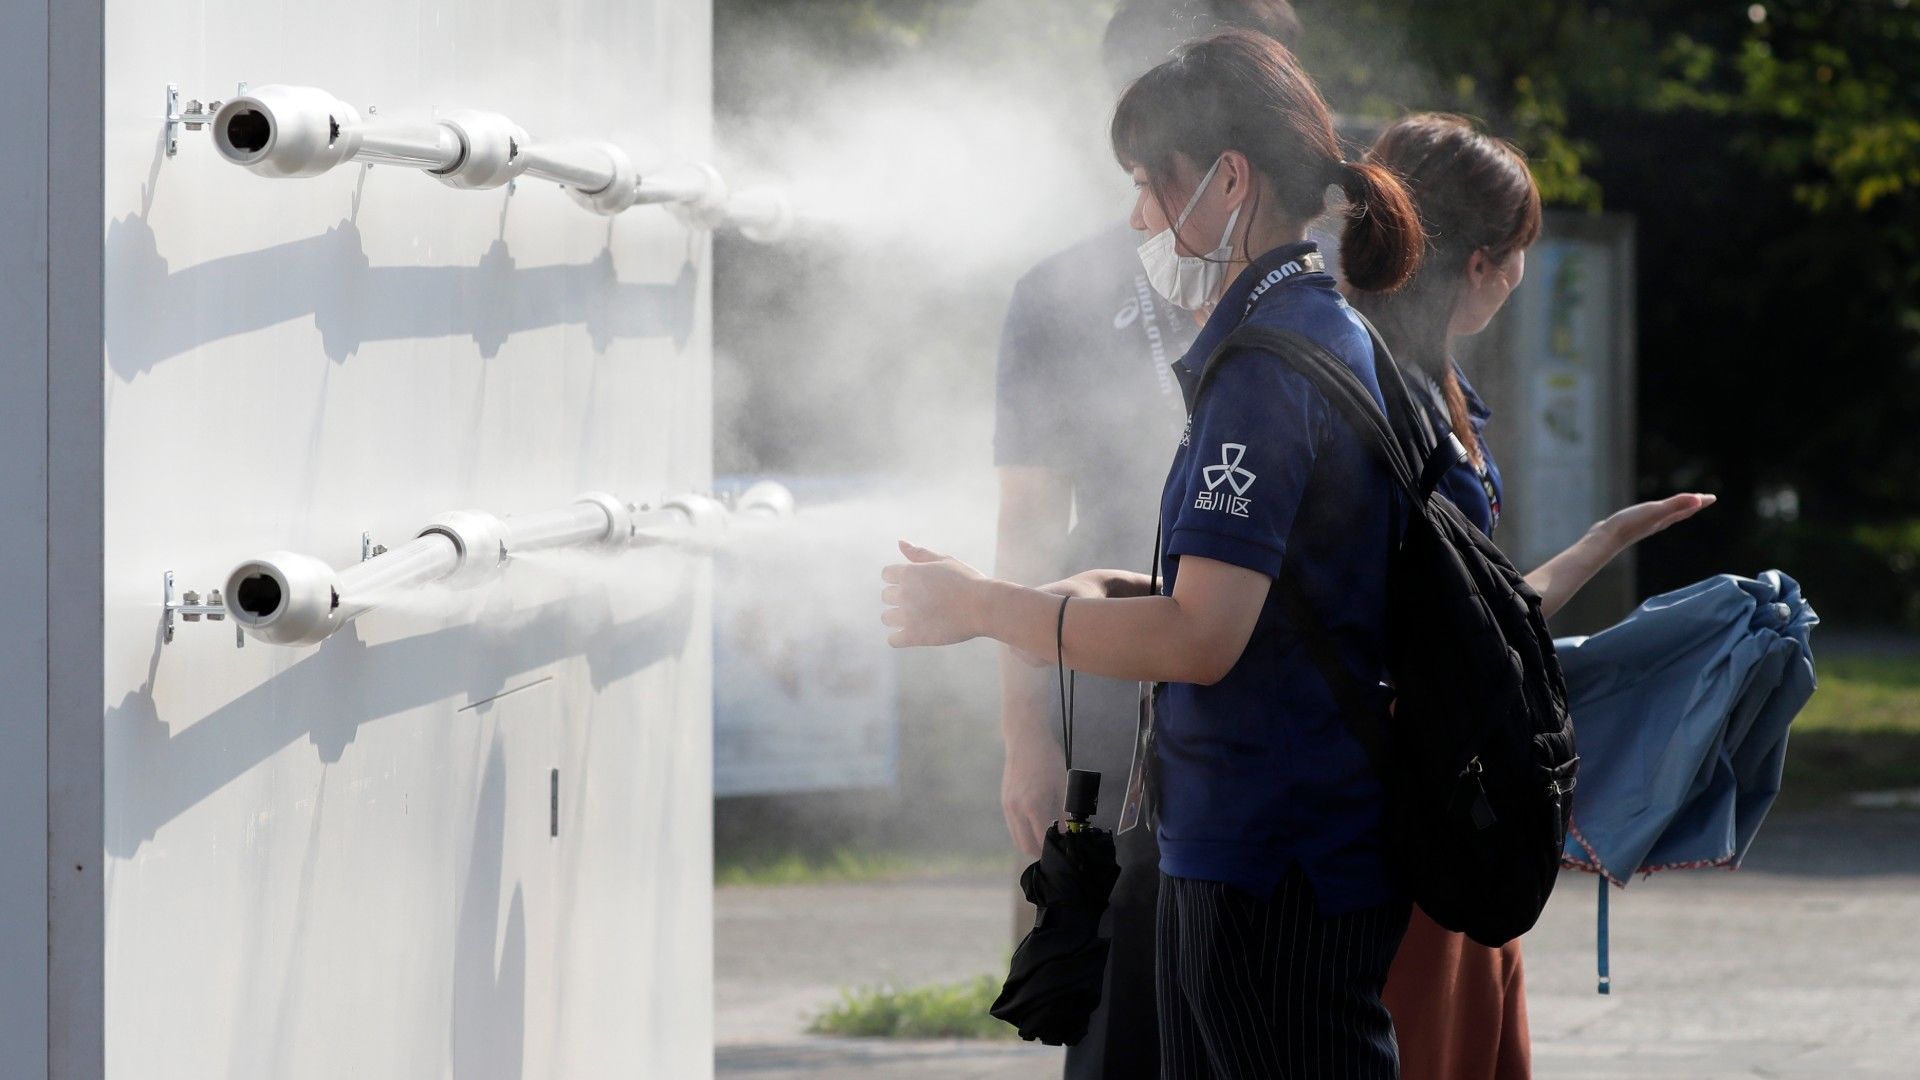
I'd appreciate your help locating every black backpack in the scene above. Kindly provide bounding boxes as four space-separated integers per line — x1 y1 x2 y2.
1184 321 1578 948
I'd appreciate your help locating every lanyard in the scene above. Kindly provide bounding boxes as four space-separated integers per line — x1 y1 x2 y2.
1240 249 1327 320
1131 271 1193 438
1173 249 1327 426
1420 370 1501 529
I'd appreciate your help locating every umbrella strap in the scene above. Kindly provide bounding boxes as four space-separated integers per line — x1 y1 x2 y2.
1057 594 1076 769
1596 875 1612 995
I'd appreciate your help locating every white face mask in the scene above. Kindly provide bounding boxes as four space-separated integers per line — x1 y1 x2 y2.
1137 155 1242 311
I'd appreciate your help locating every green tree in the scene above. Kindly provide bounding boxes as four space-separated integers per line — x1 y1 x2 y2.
1296 0 1920 622
715 0 1920 623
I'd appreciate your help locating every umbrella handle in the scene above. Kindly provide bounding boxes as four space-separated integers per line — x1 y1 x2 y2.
1064 768 1101 829
1596 875 1611 995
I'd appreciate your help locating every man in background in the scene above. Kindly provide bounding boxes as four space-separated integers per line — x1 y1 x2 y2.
991 3 1302 1076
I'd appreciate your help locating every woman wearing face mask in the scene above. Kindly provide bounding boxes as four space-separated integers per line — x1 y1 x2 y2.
884 30 1428 1076
1349 113 1714 1080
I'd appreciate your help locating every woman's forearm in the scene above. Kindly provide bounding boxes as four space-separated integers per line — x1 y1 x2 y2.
1524 521 1625 620
1523 493 1716 621
1045 568 1156 600
974 580 1240 685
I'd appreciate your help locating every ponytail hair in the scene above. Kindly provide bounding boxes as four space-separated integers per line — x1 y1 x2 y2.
1112 30 1425 290
1337 159 1425 293
1346 113 1545 470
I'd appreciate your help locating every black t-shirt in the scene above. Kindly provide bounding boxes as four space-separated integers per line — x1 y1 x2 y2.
993 222 1199 575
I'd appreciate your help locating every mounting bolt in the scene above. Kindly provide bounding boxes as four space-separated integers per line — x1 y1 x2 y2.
206 589 226 621
181 590 202 621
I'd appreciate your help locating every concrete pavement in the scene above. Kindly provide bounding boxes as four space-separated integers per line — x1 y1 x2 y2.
716 809 1920 1077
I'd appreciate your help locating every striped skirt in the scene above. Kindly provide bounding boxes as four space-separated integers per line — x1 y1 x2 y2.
1156 869 1410 1078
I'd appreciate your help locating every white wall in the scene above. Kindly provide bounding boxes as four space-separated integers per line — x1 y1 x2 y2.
93 2 716 1076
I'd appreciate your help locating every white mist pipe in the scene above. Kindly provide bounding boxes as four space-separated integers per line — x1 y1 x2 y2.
353 118 464 171
632 492 729 544
206 84 785 238
716 188 795 243
520 141 639 212
210 85 366 178
336 533 460 614
223 551 349 646
735 480 797 520
221 490 766 645
502 492 631 551
434 110 531 190
515 142 620 191
222 520 488 646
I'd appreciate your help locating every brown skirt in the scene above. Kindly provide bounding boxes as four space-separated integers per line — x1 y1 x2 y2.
1382 906 1531 1080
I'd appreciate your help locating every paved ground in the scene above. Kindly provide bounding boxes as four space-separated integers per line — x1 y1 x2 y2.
715 808 1920 1078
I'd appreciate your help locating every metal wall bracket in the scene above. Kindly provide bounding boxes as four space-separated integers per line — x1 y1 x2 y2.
165 84 227 158
164 570 242 647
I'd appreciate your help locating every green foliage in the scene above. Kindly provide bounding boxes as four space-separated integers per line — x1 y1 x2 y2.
1295 1 1920 215
1856 520 1920 628
1798 654 1920 733
1664 2 1920 213
808 975 1014 1039
1291 0 1681 208
1750 520 1920 631
716 847 1005 887
713 0 1920 624
1785 653 1920 806
1291 1 1920 619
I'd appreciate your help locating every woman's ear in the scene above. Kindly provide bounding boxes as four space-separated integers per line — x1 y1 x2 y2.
1219 150 1253 209
1464 247 1497 287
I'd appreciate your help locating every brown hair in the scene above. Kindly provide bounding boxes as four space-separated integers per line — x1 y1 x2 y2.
1349 114 1543 468
1110 29 1424 293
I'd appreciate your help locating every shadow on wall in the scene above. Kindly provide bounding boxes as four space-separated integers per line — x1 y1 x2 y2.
102 211 699 381
104 582 696 859
451 735 527 1080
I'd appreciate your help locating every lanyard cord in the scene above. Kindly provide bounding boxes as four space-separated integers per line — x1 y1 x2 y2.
1056 594 1075 769
1239 249 1327 320
1151 525 1161 597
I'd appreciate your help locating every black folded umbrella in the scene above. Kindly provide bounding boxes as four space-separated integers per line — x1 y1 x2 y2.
990 769 1121 1046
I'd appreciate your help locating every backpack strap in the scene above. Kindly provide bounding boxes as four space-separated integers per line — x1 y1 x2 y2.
1347 309 1442 477
1198 324 1470 500
1180 320 1455 778
1194 326 1413 487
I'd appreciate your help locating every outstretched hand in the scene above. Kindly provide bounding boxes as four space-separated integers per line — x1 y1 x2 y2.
880 540 993 648
1599 493 1717 551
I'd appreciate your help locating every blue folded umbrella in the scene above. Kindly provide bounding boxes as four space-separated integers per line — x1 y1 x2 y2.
1553 570 1818 991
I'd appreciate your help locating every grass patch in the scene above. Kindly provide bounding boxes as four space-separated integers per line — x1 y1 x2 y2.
1795 655 1920 733
716 847 1008 888
808 975 1013 1040
1783 653 1920 805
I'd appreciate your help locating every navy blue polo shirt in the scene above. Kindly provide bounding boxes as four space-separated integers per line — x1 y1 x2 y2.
1416 365 1504 536
1153 241 1403 915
